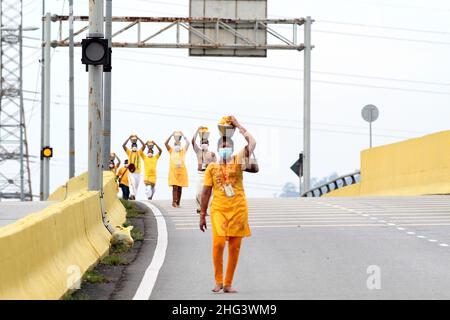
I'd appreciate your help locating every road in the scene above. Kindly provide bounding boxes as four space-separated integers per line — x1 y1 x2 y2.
0 202 54 228
140 196 450 300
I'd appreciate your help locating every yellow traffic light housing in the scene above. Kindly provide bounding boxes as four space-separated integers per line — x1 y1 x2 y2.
41 146 53 159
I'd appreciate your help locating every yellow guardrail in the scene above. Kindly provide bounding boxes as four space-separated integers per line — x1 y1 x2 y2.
327 130 450 197
0 172 126 300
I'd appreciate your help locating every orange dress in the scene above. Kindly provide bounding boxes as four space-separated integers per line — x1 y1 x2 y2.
204 151 251 238
168 147 189 187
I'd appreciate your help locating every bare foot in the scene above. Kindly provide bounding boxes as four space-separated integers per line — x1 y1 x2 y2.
172 202 178 208
224 286 238 293
212 284 223 293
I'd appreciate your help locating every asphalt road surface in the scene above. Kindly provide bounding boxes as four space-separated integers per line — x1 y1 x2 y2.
0 202 54 228
140 196 450 300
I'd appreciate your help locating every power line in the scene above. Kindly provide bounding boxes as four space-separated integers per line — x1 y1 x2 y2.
24 96 415 140
124 49 450 88
52 50 450 96
317 19 450 36
315 29 450 46
41 91 425 136
111 56 450 96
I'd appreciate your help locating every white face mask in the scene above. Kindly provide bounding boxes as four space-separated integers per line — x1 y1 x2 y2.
201 143 209 151
174 145 181 152
147 153 153 158
132 147 137 152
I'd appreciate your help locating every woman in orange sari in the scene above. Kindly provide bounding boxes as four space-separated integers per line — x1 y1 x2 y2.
200 116 256 293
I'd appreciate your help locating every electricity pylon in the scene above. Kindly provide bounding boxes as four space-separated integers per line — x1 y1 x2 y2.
0 0 33 201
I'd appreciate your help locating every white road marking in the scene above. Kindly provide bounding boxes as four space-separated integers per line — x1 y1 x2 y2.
439 244 449 247
133 202 168 301
407 232 416 235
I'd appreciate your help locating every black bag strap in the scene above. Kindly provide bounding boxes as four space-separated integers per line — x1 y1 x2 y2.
118 167 129 184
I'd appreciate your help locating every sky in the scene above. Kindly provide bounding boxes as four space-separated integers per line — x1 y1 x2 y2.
16 0 450 200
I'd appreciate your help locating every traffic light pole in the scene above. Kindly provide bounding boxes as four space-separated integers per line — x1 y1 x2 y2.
69 0 75 178
88 0 104 191
39 0 45 200
43 12 51 200
103 0 112 171
302 16 312 193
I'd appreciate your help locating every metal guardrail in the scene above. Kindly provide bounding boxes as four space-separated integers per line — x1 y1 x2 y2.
301 171 361 197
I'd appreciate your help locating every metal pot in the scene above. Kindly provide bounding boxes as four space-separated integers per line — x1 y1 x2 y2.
218 124 235 138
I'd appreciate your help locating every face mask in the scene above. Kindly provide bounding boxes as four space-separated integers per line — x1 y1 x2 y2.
201 144 209 151
174 146 181 152
109 164 114 169
132 147 137 152
147 153 153 158
218 147 233 160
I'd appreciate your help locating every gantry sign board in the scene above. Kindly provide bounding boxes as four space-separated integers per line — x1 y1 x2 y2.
189 0 268 57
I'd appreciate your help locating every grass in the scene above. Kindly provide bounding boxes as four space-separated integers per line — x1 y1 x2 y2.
111 243 132 254
131 227 144 242
100 253 129 266
120 199 145 218
63 292 90 300
83 270 108 284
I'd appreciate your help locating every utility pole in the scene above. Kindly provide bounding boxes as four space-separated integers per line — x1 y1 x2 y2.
40 0 45 200
68 0 75 178
103 0 112 171
88 0 104 191
43 12 51 199
302 16 312 192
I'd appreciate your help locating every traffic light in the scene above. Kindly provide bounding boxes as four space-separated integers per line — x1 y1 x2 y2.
81 37 111 72
41 146 53 159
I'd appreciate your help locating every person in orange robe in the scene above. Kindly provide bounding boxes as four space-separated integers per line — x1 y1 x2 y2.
200 116 256 293
165 131 190 207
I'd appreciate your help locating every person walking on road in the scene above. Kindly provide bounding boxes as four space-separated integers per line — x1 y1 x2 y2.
140 140 162 200
117 160 131 200
165 131 190 208
122 135 144 200
108 153 121 176
199 116 256 294
192 126 216 214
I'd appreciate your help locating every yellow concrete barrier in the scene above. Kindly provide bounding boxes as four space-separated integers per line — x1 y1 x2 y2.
327 130 450 197
0 172 126 299
49 171 125 229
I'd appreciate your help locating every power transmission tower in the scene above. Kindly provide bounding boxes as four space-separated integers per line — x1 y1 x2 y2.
0 0 33 201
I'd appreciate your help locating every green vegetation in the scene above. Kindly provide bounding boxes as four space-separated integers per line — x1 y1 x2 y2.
111 243 132 254
62 292 90 300
83 270 108 284
131 227 144 242
120 199 144 218
100 253 129 266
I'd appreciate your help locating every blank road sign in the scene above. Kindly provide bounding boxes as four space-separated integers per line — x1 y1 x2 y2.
189 0 268 57
361 104 379 123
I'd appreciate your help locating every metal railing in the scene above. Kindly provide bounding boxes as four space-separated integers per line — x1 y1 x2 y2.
301 171 361 197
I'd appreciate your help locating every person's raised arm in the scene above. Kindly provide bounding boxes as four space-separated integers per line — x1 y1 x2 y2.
122 135 131 152
192 127 200 153
116 154 121 168
137 136 146 151
181 131 190 152
153 141 163 156
165 132 174 151
199 186 212 232
230 116 256 154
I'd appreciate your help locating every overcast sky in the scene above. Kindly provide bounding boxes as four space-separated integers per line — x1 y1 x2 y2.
18 0 450 200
